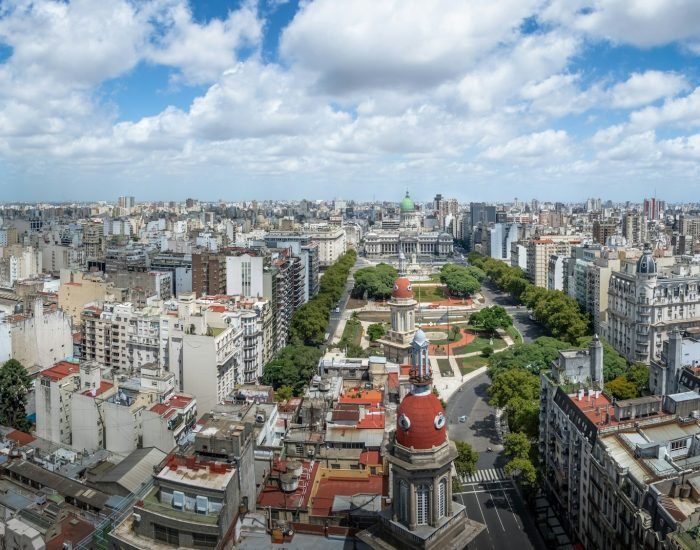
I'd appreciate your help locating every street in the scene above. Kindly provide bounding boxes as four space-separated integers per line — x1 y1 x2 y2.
458 478 541 550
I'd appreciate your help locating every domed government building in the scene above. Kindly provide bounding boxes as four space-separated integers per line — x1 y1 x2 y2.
363 191 454 259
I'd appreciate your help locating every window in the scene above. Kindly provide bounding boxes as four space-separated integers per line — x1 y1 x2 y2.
154 524 179 545
671 439 688 451
399 481 409 524
192 532 218 548
416 484 429 526
172 490 184 510
196 495 209 515
295 444 304 455
438 479 447 518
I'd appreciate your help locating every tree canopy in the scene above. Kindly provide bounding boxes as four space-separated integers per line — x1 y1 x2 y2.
454 441 479 476
352 263 397 300
470 306 512 335
262 345 323 395
367 323 386 342
440 264 481 298
0 359 32 432
488 367 540 409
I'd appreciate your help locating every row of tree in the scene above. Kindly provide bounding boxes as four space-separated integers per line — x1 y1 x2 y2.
351 263 398 300
289 250 357 346
469 305 513 336
264 250 357 397
439 264 484 298
468 252 589 344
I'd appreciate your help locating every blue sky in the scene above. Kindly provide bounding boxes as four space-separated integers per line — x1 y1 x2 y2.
2 0 700 203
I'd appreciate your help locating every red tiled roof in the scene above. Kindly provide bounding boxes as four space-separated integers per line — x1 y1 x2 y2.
7 430 35 446
41 361 80 381
150 403 170 415
331 409 360 423
46 513 94 550
310 474 386 517
169 394 194 409
338 389 383 406
400 365 412 376
208 305 226 313
356 410 385 430
83 381 113 397
359 450 381 466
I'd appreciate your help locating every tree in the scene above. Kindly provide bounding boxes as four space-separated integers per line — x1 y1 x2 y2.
263 345 323 395
352 263 397 300
606 376 638 400
450 325 462 341
481 345 494 358
505 396 539 439
289 302 329 346
625 363 650 394
505 457 537 484
275 386 294 402
470 306 512 336
441 267 481 298
454 441 479 476
0 359 32 432
367 323 386 342
488 368 540 409
503 432 531 461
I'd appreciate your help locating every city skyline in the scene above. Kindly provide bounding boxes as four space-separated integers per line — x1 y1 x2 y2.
2 0 700 201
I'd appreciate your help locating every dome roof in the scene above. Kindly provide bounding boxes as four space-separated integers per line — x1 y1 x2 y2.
396 392 447 449
400 191 415 213
392 277 413 299
413 328 428 345
637 246 657 275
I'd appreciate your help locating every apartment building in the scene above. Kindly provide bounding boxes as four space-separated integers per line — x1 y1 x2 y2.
524 237 581 288
81 302 171 373
542 342 700 550
0 299 73 372
191 248 226 297
622 213 648 246
605 248 700 363
34 360 82 445
168 298 244 412
109 414 256 550
304 225 347 266
58 269 124 325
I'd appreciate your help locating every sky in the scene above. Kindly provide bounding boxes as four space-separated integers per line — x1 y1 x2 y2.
2 0 700 204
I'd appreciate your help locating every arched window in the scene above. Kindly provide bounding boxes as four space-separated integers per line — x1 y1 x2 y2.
399 480 409 524
438 478 447 518
416 484 429 525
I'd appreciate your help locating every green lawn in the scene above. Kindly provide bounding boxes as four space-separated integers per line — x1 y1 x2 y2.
341 320 363 346
453 334 505 355
428 273 443 282
357 311 390 323
506 325 523 344
437 358 454 377
412 285 446 302
460 355 489 374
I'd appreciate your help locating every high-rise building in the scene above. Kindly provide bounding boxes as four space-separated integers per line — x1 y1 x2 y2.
592 220 618 245
622 213 648 246
191 249 227 297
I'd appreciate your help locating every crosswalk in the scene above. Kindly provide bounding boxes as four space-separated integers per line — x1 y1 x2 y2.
460 468 509 484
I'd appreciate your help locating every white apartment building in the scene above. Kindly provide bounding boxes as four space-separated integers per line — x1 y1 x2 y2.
304 225 347 266
168 299 244 412
35 358 196 455
605 248 700 363
0 300 73 373
35 360 82 445
226 253 266 297
0 246 42 287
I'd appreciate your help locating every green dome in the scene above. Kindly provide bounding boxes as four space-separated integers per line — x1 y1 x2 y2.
400 191 415 213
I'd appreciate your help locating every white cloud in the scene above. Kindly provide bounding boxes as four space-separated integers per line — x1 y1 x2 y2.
542 0 700 48
609 71 688 109
280 0 544 93
147 1 262 85
480 130 570 162
630 87 700 130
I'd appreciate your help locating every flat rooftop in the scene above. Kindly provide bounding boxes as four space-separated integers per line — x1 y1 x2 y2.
155 456 236 491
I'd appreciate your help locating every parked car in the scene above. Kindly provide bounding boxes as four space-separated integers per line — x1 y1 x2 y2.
459 415 467 423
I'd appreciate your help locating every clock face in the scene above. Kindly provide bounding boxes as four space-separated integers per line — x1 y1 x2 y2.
398 414 411 430
434 412 446 430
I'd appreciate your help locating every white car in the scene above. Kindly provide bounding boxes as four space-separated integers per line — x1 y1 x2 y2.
458 415 467 423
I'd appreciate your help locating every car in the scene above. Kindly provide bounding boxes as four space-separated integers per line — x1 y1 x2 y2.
458 415 467 423
334 307 340 313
